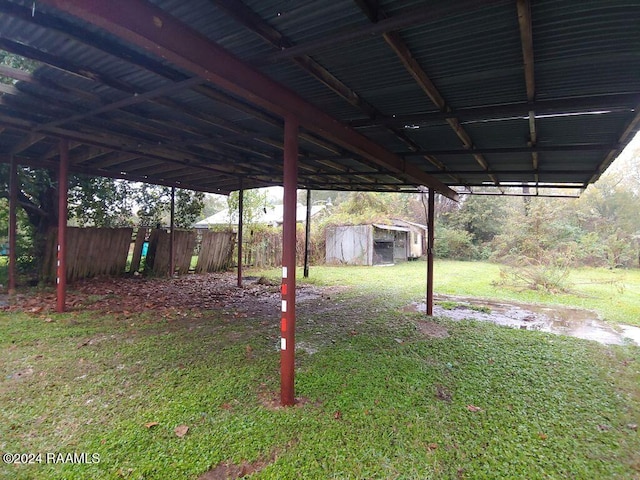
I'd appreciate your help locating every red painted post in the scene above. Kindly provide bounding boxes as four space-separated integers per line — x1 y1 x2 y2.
303 189 311 278
426 189 435 315
281 115 298 406
56 139 69 313
237 180 244 288
169 186 175 277
8 156 17 294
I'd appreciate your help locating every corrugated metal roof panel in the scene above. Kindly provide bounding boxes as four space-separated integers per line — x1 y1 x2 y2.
0 0 637 195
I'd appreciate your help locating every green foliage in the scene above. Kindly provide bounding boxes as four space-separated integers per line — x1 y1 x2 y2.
496 253 574 293
0 164 204 282
174 189 204 229
317 191 427 229
441 194 507 244
434 226 478 260
69 177 135 227
0 51 39 84
226 189 268 227
0 198 36 280
329 191 390 223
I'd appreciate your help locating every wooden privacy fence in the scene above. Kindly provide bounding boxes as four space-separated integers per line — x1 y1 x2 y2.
241 225 318 268
195 231 235 273
44 227 132 282
43 227 236 283
144 229 197 276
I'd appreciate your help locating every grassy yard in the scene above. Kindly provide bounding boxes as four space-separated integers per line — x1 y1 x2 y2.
1 261 639 479
274 260 640 326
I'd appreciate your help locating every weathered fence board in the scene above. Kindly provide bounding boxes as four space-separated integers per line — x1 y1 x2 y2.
44 227 133 282
195 231 235 273
145 229 197 276
129 227 147 273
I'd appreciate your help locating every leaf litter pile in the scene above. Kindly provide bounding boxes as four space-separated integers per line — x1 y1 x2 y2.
2 273 326 319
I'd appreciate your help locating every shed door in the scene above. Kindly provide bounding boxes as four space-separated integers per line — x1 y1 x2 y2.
373 241 393 264
393 232 407 262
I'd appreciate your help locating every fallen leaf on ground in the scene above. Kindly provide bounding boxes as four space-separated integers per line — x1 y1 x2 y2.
466 405 482 412
427 443 438 451
174 425 189 437
538 432 548 440
333 411 342 420
145 422 159 429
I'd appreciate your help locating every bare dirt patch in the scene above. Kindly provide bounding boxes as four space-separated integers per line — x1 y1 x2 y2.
2 273 328 319
198 456 273 480
416 320 449 339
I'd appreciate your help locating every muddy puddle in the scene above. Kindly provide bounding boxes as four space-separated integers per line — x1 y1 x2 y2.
404 295 640 346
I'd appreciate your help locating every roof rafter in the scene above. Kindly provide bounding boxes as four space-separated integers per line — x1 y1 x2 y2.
0 154 238 194
0 0 379 164
259 0 508 63
355 0 499 188
208 0 448 175
349 94 640 128
516 0 539 188
37 0 458 200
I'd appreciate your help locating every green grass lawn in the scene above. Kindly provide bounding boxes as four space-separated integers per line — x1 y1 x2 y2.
1 261 639 479
270 260 640 326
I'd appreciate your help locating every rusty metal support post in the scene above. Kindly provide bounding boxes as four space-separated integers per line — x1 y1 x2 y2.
8 156 18 294
303 189 311 278
56 139 69 313
281 115 298 406
426 188 435 316
169 186 175 277
237 179 244 288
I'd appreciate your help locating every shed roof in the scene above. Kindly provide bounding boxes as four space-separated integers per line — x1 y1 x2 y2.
0 0 638 197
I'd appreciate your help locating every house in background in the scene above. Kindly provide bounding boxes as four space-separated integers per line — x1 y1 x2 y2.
194 203 326 229
326 220 427 266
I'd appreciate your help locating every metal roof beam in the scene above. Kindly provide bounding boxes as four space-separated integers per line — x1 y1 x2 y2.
0 154 236 194
350 94 640 128
258 0 507 63
400 144 617 156
590 104 640 184
516 0 539 186
209 0 443 175
355 1 499 188
209 0 374 116
36 77 205 131
38 0 458 200
0 1 353 160
10 133 47 154
0 38 294 158
304 169 594 176
0 114 250 179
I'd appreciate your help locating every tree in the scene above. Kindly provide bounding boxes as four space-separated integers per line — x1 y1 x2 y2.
0 163 205 279
69 177 135 227
174 188 205 229
441 194 508 244
226 189 268 227
574 176 640 267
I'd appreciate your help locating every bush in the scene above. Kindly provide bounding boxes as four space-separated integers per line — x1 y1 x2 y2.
494 251 574 293
434 227 478 260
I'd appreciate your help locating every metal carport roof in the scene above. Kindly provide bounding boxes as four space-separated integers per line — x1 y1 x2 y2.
0 0 638 198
